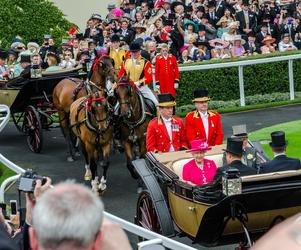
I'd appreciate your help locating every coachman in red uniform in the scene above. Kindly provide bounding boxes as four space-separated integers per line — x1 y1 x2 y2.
155 44 180 97
185 89 224 146
146 93 188 153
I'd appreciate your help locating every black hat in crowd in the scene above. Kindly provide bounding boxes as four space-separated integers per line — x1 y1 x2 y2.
129 0 136 4
171 1 185 12
8 49 18 58
269 131 288 148
20 54 31 63
75 33 84 40
242 0 250 6
158 93 176 107
232 124 248 138
91 13 102 20
0 49 8 59
223 138 243 156
129 41 141 52
192 89 211 102
207 1 215 8
111 34 120 43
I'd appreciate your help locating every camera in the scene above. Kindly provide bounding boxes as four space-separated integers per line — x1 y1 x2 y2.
17 169 46 193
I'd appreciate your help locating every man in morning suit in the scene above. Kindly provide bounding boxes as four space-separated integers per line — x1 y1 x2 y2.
185 89 224 146
213 138 257 181
259 131 301 173
146 93 188 153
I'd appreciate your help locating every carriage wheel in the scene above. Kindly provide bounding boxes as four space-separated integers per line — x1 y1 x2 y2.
12 112 26 133
24 106 43 153
136 191 162 236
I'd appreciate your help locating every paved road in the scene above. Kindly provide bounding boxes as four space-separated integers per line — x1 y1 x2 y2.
1 103 300 249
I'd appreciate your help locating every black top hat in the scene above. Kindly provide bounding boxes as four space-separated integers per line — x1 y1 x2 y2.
248 31 256 37
129 0 136 4
192 89 210 102
242 0 250 5
75 33 84 40
129 41 141 52
8 49 18 57
171 1 185 11
0 49 8 59
20 54 31 63
158 93 176 107
111 34 120 43
207 1 215 8
223 138 243 156
269 131 288 148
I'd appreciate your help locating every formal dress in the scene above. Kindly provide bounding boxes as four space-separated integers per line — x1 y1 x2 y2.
213 160 257 181
259 154 301 174
146 116 188 152
185 110 224 146
183 158 217 185
155 54 180 97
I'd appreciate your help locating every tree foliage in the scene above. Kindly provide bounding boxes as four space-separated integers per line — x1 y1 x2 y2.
0 0 74 48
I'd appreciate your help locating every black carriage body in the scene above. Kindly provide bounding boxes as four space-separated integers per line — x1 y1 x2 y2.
10 72 84 113
134 152 301 247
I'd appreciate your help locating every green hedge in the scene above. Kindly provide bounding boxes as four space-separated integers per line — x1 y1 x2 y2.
0 0 75 48
177 51 301 107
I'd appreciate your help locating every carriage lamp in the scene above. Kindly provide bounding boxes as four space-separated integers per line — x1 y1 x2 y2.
222 168 242 196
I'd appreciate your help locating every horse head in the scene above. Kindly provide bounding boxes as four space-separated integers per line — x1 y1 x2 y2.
90 55 117 93
115 77 139 119
86 87 110 131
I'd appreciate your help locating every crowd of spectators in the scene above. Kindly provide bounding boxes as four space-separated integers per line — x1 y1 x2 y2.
2 0 301 81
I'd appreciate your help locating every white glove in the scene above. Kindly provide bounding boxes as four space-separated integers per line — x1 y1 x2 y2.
134 81 141 87
174 82 179 89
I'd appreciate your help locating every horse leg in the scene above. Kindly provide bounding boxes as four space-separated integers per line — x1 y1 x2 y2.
82 144 92 181
59 110 76 162
98 143 111 194
123 141 138 179
90 158 99 194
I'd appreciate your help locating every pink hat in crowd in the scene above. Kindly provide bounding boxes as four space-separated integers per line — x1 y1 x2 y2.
186 139 212 153
180 45 189 54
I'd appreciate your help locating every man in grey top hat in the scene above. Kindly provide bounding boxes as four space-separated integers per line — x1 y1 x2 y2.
222 124 261 172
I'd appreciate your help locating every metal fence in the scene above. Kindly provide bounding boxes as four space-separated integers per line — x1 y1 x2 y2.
161 53 301 107
0 104 197 250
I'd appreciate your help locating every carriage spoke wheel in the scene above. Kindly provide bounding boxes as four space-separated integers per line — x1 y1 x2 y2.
136 191 162 239
12 112 26 133
24 105 43 153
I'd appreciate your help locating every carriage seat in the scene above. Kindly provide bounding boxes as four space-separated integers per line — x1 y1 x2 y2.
143 97 157 116
171 154 224 180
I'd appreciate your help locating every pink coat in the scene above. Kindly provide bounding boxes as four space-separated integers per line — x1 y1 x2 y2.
182 158 217 185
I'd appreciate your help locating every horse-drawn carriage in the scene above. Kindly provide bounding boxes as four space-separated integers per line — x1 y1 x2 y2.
0 67 86 153
133 144 301 247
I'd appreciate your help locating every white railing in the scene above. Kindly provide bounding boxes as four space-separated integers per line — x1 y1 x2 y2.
0 105 10 133
153 53 301 106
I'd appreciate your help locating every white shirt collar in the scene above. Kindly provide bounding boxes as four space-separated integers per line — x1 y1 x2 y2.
162 116 172 123
199 111 208 118
274 152 286 158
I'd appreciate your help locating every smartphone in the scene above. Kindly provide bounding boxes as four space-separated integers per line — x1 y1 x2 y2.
10 200 17 215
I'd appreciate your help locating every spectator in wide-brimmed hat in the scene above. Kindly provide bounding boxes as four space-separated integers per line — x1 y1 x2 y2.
132 23 147 40
261 35 276 54
230 35 246 57
278 33 297 51
221 21 239 43
7 49 18 67
216 16 229 38
209 38 231 59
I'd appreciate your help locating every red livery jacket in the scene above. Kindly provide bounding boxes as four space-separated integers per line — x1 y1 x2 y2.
146 116 188 153
155 54 180 97
185 110 224 146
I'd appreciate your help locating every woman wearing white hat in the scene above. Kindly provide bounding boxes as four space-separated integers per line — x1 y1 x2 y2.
230 35 246 58
221 21 239 43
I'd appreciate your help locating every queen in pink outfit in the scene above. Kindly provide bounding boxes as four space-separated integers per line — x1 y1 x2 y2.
182 139 218 185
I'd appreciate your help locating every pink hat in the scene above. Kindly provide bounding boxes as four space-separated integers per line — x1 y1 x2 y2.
186 139 211 153
180 45 189 54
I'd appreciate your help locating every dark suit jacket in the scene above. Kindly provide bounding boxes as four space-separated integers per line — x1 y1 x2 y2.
259 155 301 174
244 41 260 54
215 0 227 18
213 160 257 181
117 29 134 45
236 10 257 33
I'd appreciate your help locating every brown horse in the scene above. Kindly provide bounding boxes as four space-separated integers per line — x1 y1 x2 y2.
53 56 116 161
69 88 113 194
115 77 155 181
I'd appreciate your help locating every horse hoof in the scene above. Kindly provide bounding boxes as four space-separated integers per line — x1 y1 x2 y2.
75 151 81 157
84 175 92 181
84 168 92 181
67 156 74 162
91 179 99 193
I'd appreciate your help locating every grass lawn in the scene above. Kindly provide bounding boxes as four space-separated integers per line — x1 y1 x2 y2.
249 120 301 160
0 162 15 185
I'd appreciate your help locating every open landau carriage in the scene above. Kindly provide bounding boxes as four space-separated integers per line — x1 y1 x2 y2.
133 143 301 247
0 67 86 153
